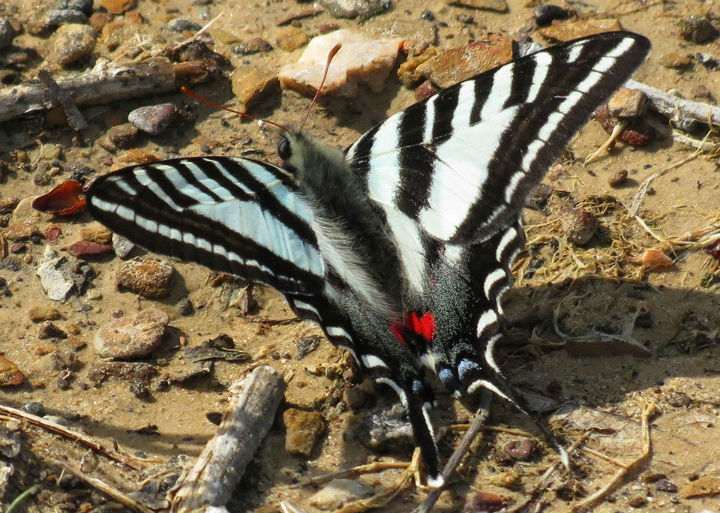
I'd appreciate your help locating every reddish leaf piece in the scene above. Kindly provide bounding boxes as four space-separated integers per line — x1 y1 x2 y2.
66 240 113 258
32 180 86 216
44 226 62 241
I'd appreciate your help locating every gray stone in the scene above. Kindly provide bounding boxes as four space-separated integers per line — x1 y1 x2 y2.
319 0 391 19
165 18 202 32
51 23 96 67
36 245 74 301
0 17 15 49
46 9 88 27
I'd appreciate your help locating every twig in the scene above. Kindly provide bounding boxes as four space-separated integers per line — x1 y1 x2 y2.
569 402 655 512
50 458 155 513
0 58 221 123
626 78 720 128
412 390 493 513
0 403 155 471
169 365 284 513
37 70 88 131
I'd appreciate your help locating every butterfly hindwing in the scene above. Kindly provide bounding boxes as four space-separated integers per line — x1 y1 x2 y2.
346 32 651 251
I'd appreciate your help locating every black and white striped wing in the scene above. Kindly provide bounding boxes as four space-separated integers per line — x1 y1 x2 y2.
86 157 328 297
345 32 650 251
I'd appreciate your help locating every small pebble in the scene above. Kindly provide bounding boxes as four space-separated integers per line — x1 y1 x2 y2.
295 335 322 360
206 411 223 425
457 13 476 24
129 381 150 399
46 9 88 28
38 321 67 340
679 16 718 44
690 84 712 99
128 104 178 136
116 256 175 299
80 223 113 244
36 246 75 301
66 240 113 258
165 18 202 33
231 67 279 113
0 17 16 49
608 88 647 118
562 206 597 245
176 297 194 316
276 27 308 51
60 0 94 15
57 370 74 390
463 492 507 513
656 479 678 493
608 168 628 187
661 52 693 69
93 308 169 360
231 38 273 55
112 233 135 258
319 0 391 20
101 0 137 15
51 23 96 67
501 438 536 461
0 356 24 386
420 9 435 22
628 495 646 508
29 305 62 322
106 123 139 148
283 408 325 456
23 402 46 416
534 4 568 26
309 479 372 511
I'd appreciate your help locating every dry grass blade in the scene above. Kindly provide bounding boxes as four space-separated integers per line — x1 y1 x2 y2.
568 402 655 512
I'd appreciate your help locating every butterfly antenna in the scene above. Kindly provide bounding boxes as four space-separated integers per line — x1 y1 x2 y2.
300 42 342 131
180 87 289 133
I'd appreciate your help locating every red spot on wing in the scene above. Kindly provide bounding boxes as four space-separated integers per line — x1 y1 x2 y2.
389 312 436 347
390 322 408 346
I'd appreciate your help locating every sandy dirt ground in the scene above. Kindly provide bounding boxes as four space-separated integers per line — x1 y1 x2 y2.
1 0 720 512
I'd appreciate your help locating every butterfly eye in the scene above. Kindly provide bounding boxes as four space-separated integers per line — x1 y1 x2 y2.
277 137 291 161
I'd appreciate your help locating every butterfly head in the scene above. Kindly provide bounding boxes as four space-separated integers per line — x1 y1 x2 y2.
277 130 346 181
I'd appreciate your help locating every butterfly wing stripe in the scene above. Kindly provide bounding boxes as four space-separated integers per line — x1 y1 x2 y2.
483 333 503 375
476 309 499 338
525 51 551 104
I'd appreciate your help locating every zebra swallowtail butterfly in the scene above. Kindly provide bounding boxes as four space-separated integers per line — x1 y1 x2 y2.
86 32 650 487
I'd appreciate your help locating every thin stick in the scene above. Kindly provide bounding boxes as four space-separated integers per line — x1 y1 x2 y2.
0 403 154 471
37 70 88 131
412 390 493 513
569 402 655 512
50 458 155 513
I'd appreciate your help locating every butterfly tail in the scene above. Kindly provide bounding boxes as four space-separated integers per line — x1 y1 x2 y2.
403 381 444 488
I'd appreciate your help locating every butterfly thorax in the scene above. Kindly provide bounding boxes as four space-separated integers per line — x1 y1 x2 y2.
282 131 405 318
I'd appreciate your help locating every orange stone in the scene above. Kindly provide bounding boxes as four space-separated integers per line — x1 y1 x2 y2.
101 0 137 15
0 356 24 386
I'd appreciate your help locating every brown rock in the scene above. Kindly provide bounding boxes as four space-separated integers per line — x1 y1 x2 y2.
231 37 273 55
661 52 692 69
116 257 175 298
608 88 647 118
284 408 325 456
608 169 628 188
4 221 39 241
29 305 62 322
397 46 437 87
106 123 139 149
561 206 597 246
446 0 508 12
537 19 623 42
81 223 113 244
102 0 137 15
93 308 169 359
276 27 308 52
231 67 279 113
679 16 718 44
501 438 536 461
87 361 158 385
416 35 514 89
89 12 109 32
0 356 24 386
38 321 67 340
691 84 713 99
66 240 114 258
52 24 96 67
101 21 130 51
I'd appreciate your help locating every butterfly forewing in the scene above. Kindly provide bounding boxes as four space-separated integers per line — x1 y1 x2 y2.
87 156 327 296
